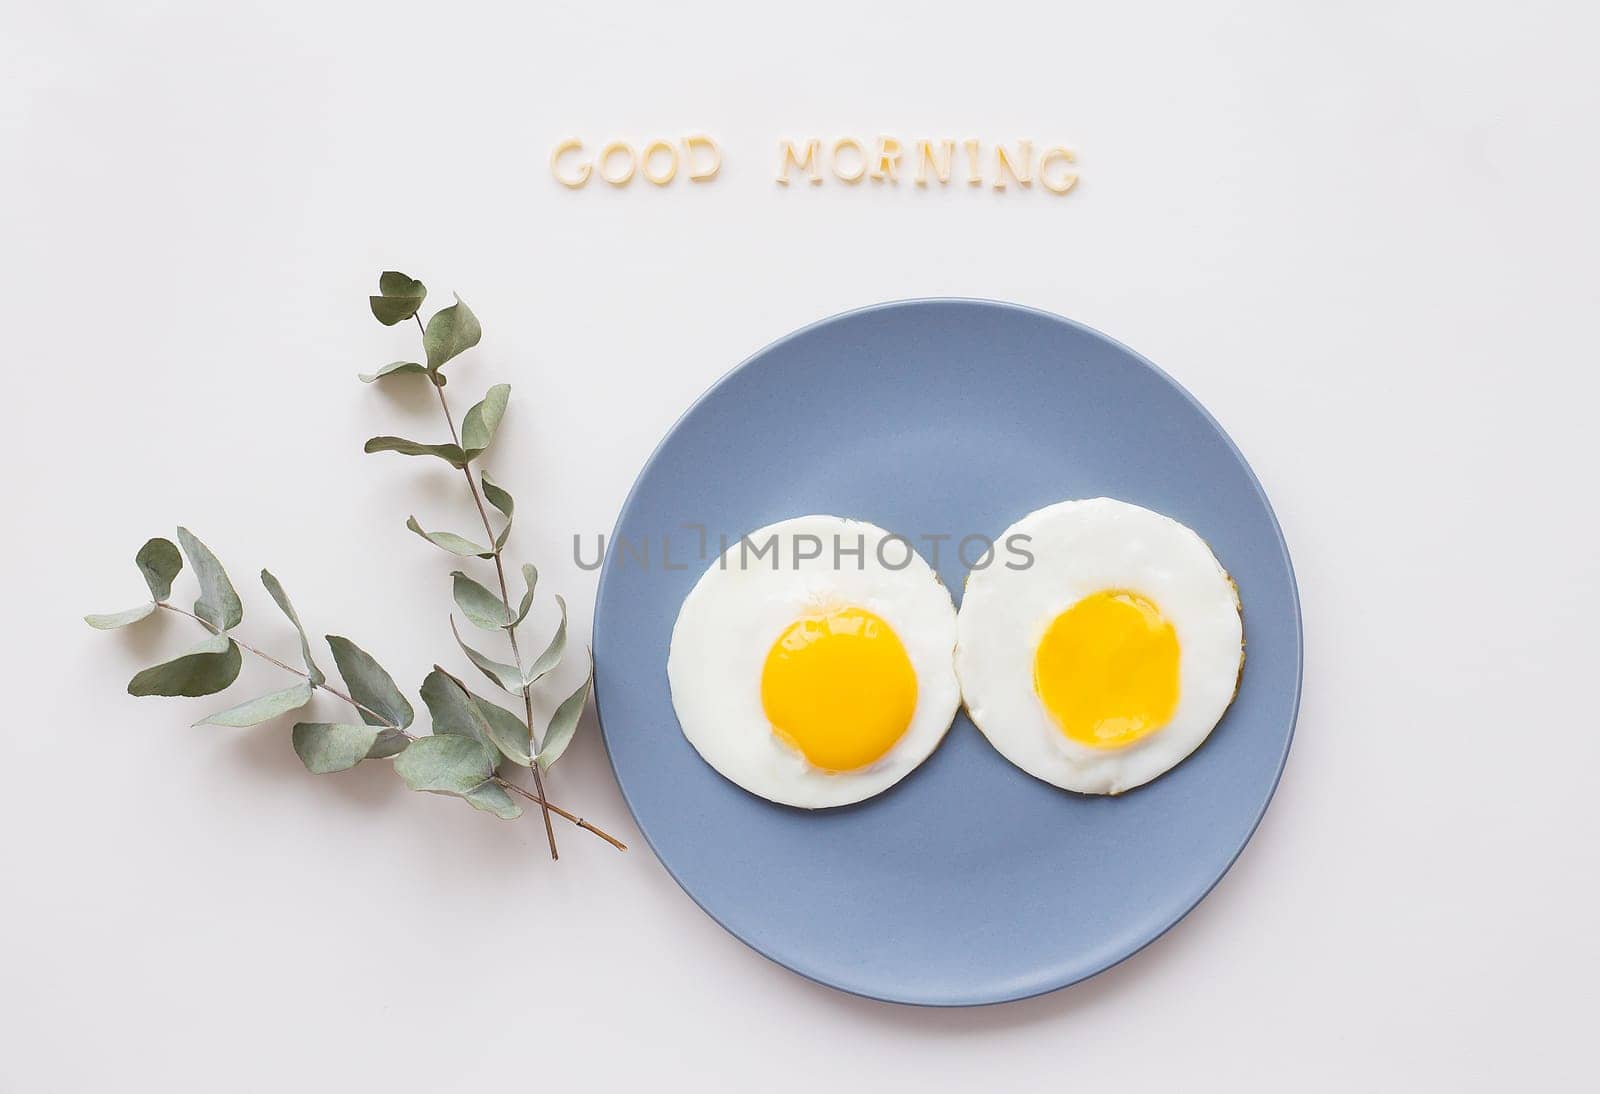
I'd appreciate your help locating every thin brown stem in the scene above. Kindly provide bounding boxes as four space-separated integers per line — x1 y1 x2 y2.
433 380 560 860
496 778 626 851
155 601 622 845
156 602 405 733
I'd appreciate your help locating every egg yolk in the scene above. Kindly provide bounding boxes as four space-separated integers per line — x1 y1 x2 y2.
761 607 918 772
1033 590 1180 749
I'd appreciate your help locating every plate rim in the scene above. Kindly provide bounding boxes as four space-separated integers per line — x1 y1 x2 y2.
593 297 1303 1007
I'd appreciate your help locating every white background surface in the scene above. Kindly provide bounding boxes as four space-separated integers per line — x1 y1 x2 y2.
4 2 1597 1089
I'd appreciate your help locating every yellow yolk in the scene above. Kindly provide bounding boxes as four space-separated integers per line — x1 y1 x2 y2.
1033 590 1180 749
761 607 918 772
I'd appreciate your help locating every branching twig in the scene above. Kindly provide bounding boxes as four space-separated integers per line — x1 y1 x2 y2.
157 602 398 729
412 310 561 860
91 273 622 862
496 778 627 851
155 601 625 849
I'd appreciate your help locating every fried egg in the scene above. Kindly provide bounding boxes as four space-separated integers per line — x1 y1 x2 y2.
956 498 1243 794
668 515 960 808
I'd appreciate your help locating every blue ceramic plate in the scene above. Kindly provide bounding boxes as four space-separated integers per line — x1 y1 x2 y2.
593 300 1300 1006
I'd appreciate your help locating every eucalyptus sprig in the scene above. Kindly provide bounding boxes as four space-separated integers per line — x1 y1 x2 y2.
85 272 623 859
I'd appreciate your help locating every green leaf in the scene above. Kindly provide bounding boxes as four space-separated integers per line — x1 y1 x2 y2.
473 695 531 767
366 729 410 759
467 700 531 767
359 361 427 383
406 517 491 558
89 538 183 627
176 527 242 631
481 471 513 549
537 652 593 771
85 602 156 629
451 570 511 630
394 733 496 795
513 564 537 626
460 384 510 459
379 270 424 297
260 570 326 686
450 618 524 693
364 436 468 468
423 295 481 372
326 635 414 729
524 595 568 683
462 781 522 820
421 667 531 767
127 634 242 697
136 538 182 601
196 682 313 727
420 669 491 745
293 722 381 773
369 271 427 326
480 471 513 519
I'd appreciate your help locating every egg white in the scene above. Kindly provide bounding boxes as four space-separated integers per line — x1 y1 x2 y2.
667 515 960 809
955 498 1243 794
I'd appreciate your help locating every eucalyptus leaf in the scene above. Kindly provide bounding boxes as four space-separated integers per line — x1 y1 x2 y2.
423 295 481 372
292 722 381 774
196 682 313 727
461 781 522 820
260 570 325 686
460 384 510 459
366 729 410 759
421 667 531 767
359 361 427 383
369 271 426 326
420 669 492 747
536 652 593 771
85 602 155 629
394 733 497 796
127 634 242 697
524 595 568 684
471 692 532 767
136 538 182 601
513 563 537 626
481 472 513 549
480 471 513 519
450 618 524 693
451 570 511 630
364 436 468 468
476 703 530 766
326 635 414 729
379 270 424 297
405 517 491 558
176 527 242 631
